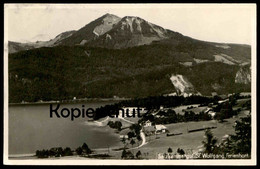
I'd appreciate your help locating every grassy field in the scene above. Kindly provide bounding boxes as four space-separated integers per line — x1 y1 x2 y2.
95 98 251 159
233 98 250 110
172 104 200 115
118 110 249 159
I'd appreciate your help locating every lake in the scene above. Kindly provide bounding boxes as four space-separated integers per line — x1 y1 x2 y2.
8 101 122 155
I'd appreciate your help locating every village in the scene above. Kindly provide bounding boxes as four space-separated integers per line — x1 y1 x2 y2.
33 92 251 160
105 92 251 159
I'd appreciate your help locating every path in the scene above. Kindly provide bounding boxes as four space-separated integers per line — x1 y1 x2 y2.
128 130 147 150
117 116 147 150
118 116 135 124
93 116 110 126
94 115 147 150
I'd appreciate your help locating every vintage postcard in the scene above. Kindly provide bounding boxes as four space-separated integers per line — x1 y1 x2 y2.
3 3 256 165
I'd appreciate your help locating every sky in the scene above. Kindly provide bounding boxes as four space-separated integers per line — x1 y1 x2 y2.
6 4 256 45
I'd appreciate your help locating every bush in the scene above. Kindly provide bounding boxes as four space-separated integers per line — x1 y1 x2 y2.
76 146 83 155
121 149 134 159
177 148 185 155
168 147 173 153
82 143 92 154
136 150 142 159
63 147 73 156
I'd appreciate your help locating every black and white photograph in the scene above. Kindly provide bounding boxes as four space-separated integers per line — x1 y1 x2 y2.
3 3 256 165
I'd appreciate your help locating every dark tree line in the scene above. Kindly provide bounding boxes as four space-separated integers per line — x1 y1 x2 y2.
35 142 92 158
107 121 122 131
139 108 212 125
94 95 213 120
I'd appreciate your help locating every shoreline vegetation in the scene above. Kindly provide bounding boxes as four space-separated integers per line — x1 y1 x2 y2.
9 93 251 160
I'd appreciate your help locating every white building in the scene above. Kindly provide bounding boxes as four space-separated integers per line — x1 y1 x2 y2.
218 99 229 104
208 111 216 117
143 120 152 127
155 124 167 133
119 135 128 139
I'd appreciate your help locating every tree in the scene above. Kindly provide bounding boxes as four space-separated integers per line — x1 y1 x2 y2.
130 139 136 148
121 149 127 159
49 148 57 156
219 135 234 155
202 129 218 154
121 149 134 159
136 135 142 145
56 147 63 157
107 121 114 127
121 136 127 148
36 150 40 157
215 111 226 123
126 151 134 159
127 131 135 140
177 148 185 155
217 114 251 157
108 121 122 131
136 150 142 159
230 114 251 155
82 143 92 154
114 121 122 131
167 147 173 153
76 146 83 155
63 147 73 156
130 124 142 136
35 149 50 158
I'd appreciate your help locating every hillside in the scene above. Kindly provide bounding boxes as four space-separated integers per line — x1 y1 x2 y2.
8 13 251 103
9 39 251 103
8 30 76 53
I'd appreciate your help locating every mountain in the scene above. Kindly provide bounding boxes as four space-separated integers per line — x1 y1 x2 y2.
87 16 180 49
29 34 53 42
8 14 251 103
8 30 76 53
8 13 252 57
8 14 179 52
59 13 121 46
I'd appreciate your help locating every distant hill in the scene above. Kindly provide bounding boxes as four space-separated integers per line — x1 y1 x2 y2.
8 30 76 53
8 14 251 103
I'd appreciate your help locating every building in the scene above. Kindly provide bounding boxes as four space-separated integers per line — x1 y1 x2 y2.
163 92 178 97
155 124 167 134
119 135 128 140
143 124 167 135
208 111 216 118
211 92 218 97
218 99 229 104
143 120 152 127
219 95 228 100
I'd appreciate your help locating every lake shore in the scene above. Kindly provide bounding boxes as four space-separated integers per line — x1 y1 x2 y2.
9 97 130 106
8 113 146 160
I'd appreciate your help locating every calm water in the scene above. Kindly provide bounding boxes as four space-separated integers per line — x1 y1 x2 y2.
9 101 121 155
